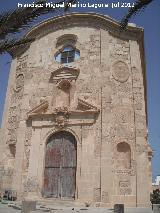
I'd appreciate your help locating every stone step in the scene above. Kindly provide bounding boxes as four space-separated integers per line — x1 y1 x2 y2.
37 199 83 207
31 207 113 213
7 201 153 213
31 208 153 213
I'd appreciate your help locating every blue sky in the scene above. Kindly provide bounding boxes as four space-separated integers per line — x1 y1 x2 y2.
0 0 160 181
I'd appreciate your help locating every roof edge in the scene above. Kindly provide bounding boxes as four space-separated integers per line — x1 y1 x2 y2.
25 12 144 39
8 12 144 57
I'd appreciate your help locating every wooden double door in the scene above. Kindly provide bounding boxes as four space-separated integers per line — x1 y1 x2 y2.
43 131 77 198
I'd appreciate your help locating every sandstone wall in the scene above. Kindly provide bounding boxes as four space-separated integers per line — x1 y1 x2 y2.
0 13 152 207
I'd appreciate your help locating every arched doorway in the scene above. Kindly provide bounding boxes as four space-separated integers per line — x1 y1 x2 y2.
43 131 77 198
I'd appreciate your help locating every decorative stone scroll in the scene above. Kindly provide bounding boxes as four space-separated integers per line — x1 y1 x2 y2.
16 55 28 70
119 180 132 195
102 191 109 203
7 129 17 144
15 55 28 90
9 106 17 116
132 67 142 88
119 180 130 187
130 160 136 176
24 146 30 170
24 177 39 193
24 127 32 171
7 107 19 144
54 107 70 128
25 127 32 146
15 74 24 92
113 169 131 175
113 158 136 177
120 187 132 195
112 107 132 124
109 38 130 62
93 188 101 202
112 61 130 83
6 55 28 146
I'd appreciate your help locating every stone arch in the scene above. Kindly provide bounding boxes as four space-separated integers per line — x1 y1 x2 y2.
43 127 81 146
115 142 131 169
54 34 80 64
43 130 77 198
56 34 78 48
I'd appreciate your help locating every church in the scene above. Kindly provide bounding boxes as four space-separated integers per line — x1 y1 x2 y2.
0 13 152 207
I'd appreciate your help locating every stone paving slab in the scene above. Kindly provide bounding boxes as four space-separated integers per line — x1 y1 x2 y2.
0 203 21 213
125 208 153 213
31 207 153 213
0 203 154 213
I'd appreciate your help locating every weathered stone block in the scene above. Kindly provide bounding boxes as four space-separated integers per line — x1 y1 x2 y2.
21 201 36 213
153 204 160 213
114 204 124 213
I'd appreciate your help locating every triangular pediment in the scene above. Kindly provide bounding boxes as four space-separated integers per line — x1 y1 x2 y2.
27 97 99 123
76 98 99 112
27 101 48 118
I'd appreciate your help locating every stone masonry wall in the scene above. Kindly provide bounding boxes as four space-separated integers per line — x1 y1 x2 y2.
0 14 151 207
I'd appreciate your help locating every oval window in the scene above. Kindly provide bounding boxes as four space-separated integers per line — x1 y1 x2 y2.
55 45 80 64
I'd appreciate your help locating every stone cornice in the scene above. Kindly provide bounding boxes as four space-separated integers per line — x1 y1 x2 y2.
25 13 143 40
8 12 144 57
27 98 100 127
27 109 99 127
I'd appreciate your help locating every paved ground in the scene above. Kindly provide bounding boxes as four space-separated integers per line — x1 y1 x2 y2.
0 203 20 213
0 203 154 213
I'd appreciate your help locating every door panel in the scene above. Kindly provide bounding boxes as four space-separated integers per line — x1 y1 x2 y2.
43 131 76 198
62 133 76 167
44 168 60 198
45 145 62 167
61 168 76 198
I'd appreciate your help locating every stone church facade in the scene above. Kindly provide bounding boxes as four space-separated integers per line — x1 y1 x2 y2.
0 13 152 207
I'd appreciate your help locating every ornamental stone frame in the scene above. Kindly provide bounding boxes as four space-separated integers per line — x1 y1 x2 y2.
0 13 152 207
26 127 81 199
